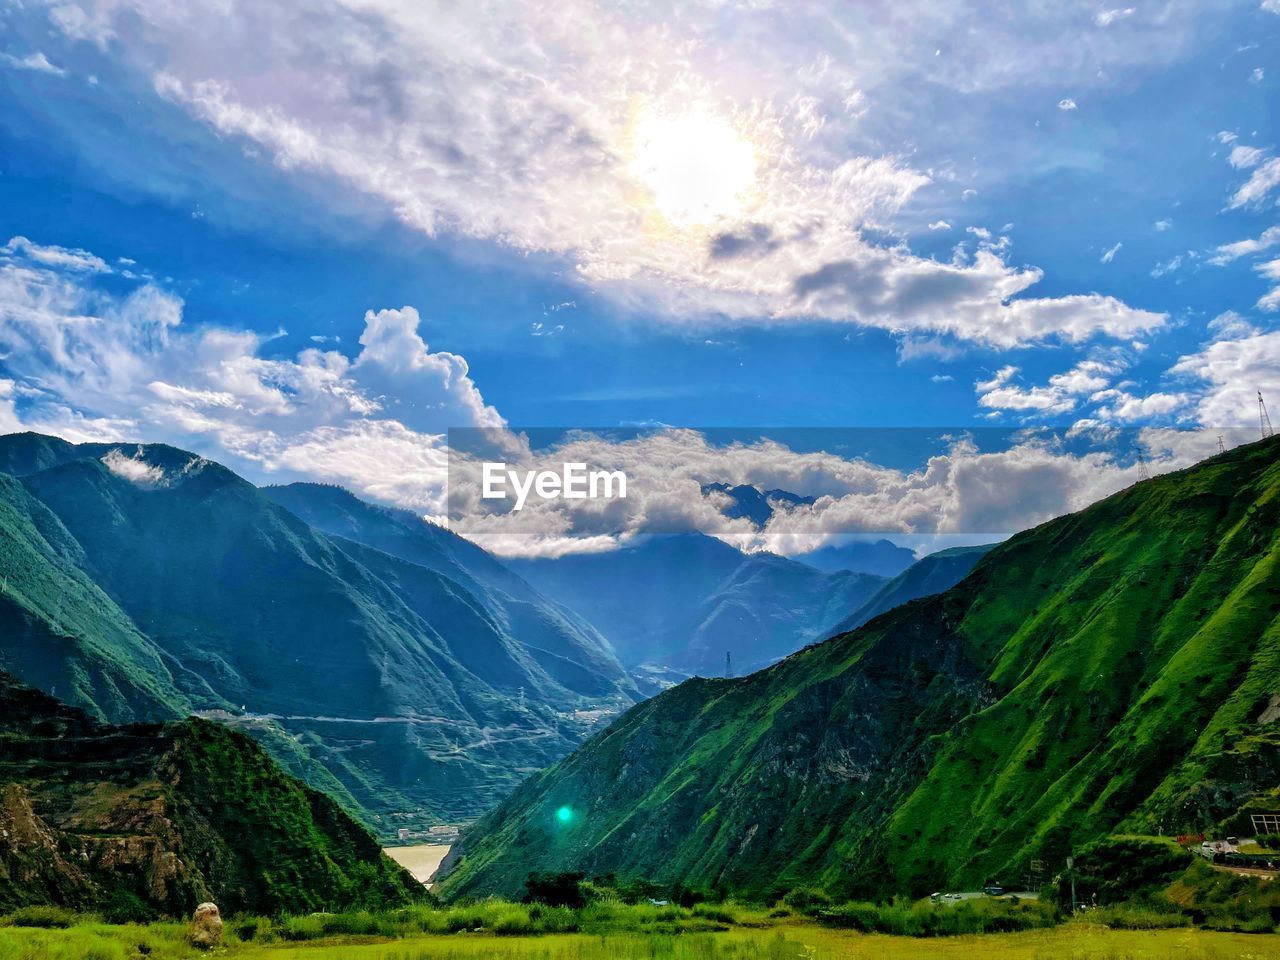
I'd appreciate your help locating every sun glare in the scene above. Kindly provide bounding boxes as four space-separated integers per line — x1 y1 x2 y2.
628 108 757 227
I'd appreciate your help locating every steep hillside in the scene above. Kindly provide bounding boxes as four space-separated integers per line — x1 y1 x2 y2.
0 434 633 833
0 672 422 916
262 482 632 698
512 534 886 680
0 473 198 723
439 438 1280 901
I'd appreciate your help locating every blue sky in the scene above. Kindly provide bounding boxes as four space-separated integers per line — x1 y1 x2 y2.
1 0 1278 554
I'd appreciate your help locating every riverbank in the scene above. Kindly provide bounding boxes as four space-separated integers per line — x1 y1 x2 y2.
382 843 450 887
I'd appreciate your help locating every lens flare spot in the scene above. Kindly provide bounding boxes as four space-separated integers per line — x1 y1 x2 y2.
556 805 574 824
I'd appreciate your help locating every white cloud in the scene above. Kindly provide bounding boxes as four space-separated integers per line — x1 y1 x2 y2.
1058 98 1078 110
1207 310 1259 340
1209 225 1280 265
1094 8 1135 26
1229 145 1266 170
1094 390 1189 422
1172 330 1280 426
0 51 67 76
1230 157 1280 208
928 220 952 230
1250 68 1265 84
1154 218 1172 231
0 237 499 513
1101 241 1122 264
100 447 168 487
1266 0 1280 13
1 236 110 273
976 358 1123 416
452 428 1165 557
24 0 1171 349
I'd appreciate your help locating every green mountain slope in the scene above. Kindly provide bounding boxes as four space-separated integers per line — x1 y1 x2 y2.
0 671 422 916
262 482 633 699
439 437 1280 901
0 473 199 723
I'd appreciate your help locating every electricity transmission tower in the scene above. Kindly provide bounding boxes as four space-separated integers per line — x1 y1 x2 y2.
1262 391 1275 440
725 651 733 679
1136 451 1151 483
1218 435 1226 455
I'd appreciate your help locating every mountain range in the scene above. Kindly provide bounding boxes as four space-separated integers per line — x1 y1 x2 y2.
0 430 1004 846
0 433 636 835
438 436 1280 901
513 533 990 685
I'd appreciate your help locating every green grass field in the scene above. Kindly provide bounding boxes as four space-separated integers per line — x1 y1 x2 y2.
4 918 1280 960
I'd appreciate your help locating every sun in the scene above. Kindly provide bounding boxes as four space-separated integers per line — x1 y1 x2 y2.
628 107 757 227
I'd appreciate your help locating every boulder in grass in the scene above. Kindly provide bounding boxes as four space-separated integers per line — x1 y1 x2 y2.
189 902 222 949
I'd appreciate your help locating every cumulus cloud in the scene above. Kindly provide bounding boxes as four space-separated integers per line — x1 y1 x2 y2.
1101 241 1122 263
1171 330 1280 426
0 236 499 512
1230 145 1266 169
1058 98 1079 110
449 427 1171 557
976 358 1123 416
1093 390 1190 422
25 0 1170 349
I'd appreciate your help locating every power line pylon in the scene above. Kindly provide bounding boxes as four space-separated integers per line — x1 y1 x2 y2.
1218 435 1226 455
1136 451 1151 483
1261 391 1275 440
725 651 733 679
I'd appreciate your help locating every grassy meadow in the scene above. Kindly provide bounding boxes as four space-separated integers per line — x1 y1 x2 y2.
4 900 1280 960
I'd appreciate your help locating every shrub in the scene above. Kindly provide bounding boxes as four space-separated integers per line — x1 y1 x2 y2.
96 890 155 925
1085 901 1189 929
525 871 587 908
232 915 274 942
782 887 831 914
4 905 79 928
277 914 327 941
